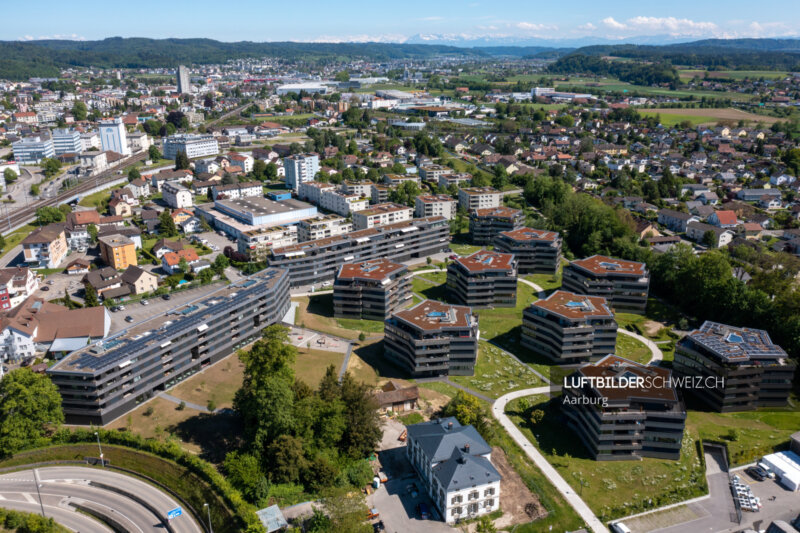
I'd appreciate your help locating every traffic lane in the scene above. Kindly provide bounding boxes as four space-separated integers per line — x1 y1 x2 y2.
0 470 156 532
35 467 203 533
0 493 113 532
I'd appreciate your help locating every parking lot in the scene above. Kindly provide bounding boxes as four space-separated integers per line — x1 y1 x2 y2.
735 467 800 531
367 418 454 533
108 281 227 332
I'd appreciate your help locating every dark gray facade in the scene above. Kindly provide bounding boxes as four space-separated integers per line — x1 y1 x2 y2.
468 207 523 245
446 250 517 308
333 259 411 320
493 227 561 274
561 255 650 313
47 269 291 425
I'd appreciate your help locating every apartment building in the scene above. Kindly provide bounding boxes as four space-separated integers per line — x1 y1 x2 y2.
0 267 38 310
298 181 336 205
269 217 450 287
458 187 503 212
657 208 698 233
341 180 373 199
52 129 82 155
370 184 391 204
438 173 472 189
352 203 413 230
333 259 411 320
562 255 650 313
521 290 617 363
320 189 369 216
297 215 353 242
98 234 137 270
284 153 320 191
162 134 219 160
21 224 68 268
47 269 291 424
176 65 191 94
406 418 501 524
468 206 524 245
562 355 686 461
384 299 479 378
415 194 458 220
162 182 193 209
383 174 421 187
12 137 55 164
418 164 452 181
673 321 794 412
211 182 262 201
493 227 561 274
447 250 517 308
237 225 298 262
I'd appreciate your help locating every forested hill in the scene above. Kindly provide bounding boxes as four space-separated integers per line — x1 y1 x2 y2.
0 38 487 80
566 39 800 70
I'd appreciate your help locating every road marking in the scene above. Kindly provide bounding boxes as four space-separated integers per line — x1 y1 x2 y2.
22 493 35 504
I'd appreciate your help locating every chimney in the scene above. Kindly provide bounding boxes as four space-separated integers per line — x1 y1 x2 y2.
464 443 470 453
448 422 453 430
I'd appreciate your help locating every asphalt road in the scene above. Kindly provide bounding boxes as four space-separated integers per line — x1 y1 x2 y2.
0 466 204 533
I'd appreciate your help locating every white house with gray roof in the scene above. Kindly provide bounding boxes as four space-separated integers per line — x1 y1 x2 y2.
406 417 501 523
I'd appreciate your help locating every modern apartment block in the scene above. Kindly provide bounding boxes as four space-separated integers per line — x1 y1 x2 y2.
12 136 55 164
418 164 452 181
493 227 561 274
458 187 503 212
415 194 458 220
176 65 191 94
562 355 686 461
296 215 353 242
162 134 219 160
333 259 411 320
673 321 795 412
468 206 524 245
352 203 413 230
447 250 517 308
320 189 369 216
562 255 650 313
237 225 298 262
47 269 291 425
284 153 320 191
406 418 501 524
521 290 617 363
52 129 83 155
98 234 137 270
384 299 479 378
269 216 450 287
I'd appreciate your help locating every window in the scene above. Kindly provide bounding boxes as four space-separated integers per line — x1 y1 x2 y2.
451 495 463 504
452 507 462 516
484 487 495 497
469 491 479 501
485 499 494 508
468 503 478 514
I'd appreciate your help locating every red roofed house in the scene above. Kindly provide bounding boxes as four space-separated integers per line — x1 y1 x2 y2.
708 210 739 229
161 249 206 275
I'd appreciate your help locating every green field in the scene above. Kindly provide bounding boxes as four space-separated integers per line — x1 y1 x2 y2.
616 333 652 364
556 79 756 102
449 341 541 399
79 184 125 208
639 112 718 127
506 396 707 521
678 69 789 80
0 224 37 260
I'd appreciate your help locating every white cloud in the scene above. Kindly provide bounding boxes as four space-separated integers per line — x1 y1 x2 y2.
601 17 627 30
307 34 407 43
19 33 86 41
578 23 597 31
599 16 718 37
515 22 556 32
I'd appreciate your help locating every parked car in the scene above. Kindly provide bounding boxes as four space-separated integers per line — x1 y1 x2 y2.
141 299 149 306
417 503 429 520
372 521 385 532
124 315 134 322
162 294 171 300
322 281 332 288
118 305 125 311
747 466 767 481
41 286 49 291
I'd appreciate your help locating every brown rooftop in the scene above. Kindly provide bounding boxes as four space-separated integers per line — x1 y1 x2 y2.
499 227 558 242
337 258 407 282
532 290 614 321
461 187 502 196
454 250 516 274
22 224 64 245
472 206 521 219
392 299 475 332
417 194 456 203
575 354 678 404
357 203 412 217
570 255 647 277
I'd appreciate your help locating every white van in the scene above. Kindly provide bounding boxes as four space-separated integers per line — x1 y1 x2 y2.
611 523 632 533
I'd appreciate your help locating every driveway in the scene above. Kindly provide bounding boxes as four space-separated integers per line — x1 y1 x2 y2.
367 419 454 533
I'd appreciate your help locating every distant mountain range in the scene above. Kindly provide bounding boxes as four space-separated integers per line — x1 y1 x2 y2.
0 37 798 81
403 33 702 48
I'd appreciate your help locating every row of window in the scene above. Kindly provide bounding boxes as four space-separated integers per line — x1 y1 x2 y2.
450 487 495 504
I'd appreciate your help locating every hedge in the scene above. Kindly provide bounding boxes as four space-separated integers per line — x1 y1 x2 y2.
0 508 68 533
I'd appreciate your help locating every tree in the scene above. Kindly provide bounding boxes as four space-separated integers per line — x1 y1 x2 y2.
41 158 62 179
702 230 717 248
529 409 545 425
388 181 421 207
198 268 213 284
71 101 88 121
252 159 267 180
30 183 40 196
223 451 268 503
334 71 350 82
267 434 308 483
0 369 64 456
84 284 99 307
0 234 5 251
35 206 65 225
213 253 229 273
174 150 190 170
319 487 372 533
178 257 189 274
203 94 215 109
63 288 75 309
339 372 381 458
87 224 98 243
158 210 178 237
148 145 161 161
476 516 498 533
3 168 17 183
442 391 490 437
127 167 141 182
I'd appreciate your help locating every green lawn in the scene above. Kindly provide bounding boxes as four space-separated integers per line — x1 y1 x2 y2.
79 184 124 209
449 341 541 399
335 317 385 333
506 396 707 521
475 281 539 340
411 275 448 302
688 406 800 466
0 224 37 260
449 242 484 256
677 69 789 80
616 333 652 364
639 111 721 127
416 380 464 400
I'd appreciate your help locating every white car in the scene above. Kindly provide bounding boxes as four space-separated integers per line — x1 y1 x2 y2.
321 281 332 288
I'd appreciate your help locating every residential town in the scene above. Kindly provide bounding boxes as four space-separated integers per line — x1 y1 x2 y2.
0 24 800 533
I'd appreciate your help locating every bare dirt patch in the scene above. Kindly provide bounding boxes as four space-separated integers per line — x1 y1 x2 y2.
491 447 546 528
643 320 665 337
418 387 451 416
645 107 783 124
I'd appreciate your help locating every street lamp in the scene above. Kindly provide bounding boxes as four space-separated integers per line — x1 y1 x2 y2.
203 503 213 533
94 431 104 467
32 469 46 517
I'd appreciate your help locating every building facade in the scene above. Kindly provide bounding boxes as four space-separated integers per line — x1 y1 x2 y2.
269 217 450 287
493 227 561 274
163 134 219 160
458 187 503 212
284 153 320 191
415 194 458 220
384 299 479 378
673 321 794 412
237 225 298 262
333 259 411 320
521 290 617 363
52 129 83 155
562 355 686 461
297 215 353 242
47 269 290 424
21 224 68 269
352 203 413 230
447 250 517 308
99 118 131 156
176 65 191 94
12 137 55 164
98 234 138 270
468 206 524 245
561 255 650 313
162 182 193 209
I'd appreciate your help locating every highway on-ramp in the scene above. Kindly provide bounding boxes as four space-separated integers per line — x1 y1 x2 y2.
0 466 204 533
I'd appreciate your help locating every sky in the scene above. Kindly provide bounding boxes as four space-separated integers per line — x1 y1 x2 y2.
6 0 800 44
